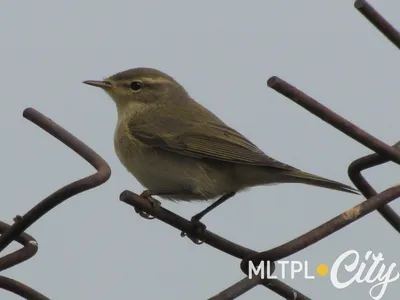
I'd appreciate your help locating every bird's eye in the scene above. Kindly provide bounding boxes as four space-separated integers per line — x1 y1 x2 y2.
130 81 142 92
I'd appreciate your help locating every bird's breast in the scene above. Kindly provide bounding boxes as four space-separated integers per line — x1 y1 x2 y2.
113 120 148 168
113 120 188 192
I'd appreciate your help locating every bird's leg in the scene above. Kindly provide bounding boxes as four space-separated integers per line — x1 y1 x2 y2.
139 189 207 243
139 189 236 243
191 191 236 222
180 192 237 244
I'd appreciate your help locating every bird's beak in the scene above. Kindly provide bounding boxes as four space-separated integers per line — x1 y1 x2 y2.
82 80 113 90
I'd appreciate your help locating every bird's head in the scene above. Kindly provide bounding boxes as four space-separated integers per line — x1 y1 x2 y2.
83 67 187 112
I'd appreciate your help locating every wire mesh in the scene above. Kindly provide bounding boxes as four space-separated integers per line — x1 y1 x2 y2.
120 1 400 299
0 0 399 299
0 108 111 299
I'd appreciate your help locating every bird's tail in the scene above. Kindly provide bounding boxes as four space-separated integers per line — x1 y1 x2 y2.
282 170 360 195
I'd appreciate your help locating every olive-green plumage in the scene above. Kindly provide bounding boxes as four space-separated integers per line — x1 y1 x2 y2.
83 67 359 203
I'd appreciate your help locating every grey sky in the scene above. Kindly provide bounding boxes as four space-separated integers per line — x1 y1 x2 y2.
1 1 400 299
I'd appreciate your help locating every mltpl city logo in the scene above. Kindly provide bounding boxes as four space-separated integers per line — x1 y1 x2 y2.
248 250 399 300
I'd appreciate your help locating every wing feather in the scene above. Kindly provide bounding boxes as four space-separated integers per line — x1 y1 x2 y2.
129 117 295 170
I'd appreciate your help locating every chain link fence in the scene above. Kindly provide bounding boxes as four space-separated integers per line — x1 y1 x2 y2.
1 1 399 299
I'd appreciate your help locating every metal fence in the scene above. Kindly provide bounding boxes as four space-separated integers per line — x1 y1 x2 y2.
1 1 399 299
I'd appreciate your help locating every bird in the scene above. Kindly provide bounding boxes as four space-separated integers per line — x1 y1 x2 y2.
83 67 359 223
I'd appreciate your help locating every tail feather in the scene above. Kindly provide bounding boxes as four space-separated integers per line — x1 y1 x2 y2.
283 170 360 195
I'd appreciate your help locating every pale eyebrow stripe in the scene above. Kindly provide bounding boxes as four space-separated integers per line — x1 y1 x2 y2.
139 77 176 85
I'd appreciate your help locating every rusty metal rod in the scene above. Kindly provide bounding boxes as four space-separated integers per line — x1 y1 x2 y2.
120 190 255 259
208 276 311 300
0 108 111 253
121 191 310 299
0 221 37 272
267 76 400 166
0 276 50 300
355 0 400 49
242 184 400 267
208 276 263 300
348 141 400 232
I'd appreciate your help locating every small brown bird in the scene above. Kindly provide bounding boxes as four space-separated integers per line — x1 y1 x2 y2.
83 67 359 222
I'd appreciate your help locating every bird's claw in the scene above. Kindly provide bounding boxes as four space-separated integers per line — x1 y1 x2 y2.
136 192 161 220
181 217 206 244
140 190 152 198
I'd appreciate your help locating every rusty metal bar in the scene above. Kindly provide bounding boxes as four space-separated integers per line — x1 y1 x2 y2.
354 0 400 49
120 190 255 259
242 184 400 267
207 277 262 300
263 279 311 300
121 191 310 299
0 108 111 300
266 76 400 234
0 221 37 272
267 76 400 166
208 276 311 300
0 108 111 253
348 141 400 232
0 276 50 300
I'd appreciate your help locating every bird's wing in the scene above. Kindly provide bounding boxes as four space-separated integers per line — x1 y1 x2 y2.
128 116 295 170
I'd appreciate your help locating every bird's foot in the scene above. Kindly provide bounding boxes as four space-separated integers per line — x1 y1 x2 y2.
181 216 206 244
136 190 161 220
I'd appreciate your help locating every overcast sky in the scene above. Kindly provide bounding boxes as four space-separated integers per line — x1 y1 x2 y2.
1 1 400 299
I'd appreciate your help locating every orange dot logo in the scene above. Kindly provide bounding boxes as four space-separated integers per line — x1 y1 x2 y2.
316 264 329 276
